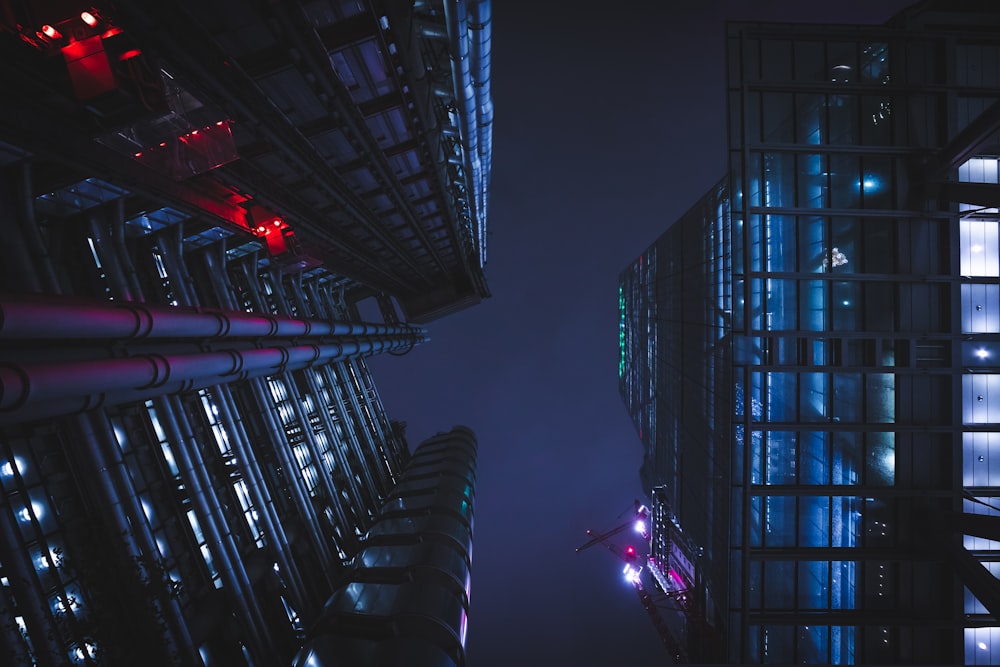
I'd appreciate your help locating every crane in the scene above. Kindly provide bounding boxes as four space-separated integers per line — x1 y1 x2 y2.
576 502 688 663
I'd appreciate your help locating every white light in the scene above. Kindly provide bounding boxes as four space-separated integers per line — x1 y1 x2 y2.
973 244 984 253
634 520 647 535
979 642 988 650
883 450 894 470
1 457 25 478
842 300 850 306
623 564 642 585
18 501 44 523
977 348 990 359
141 498 154 522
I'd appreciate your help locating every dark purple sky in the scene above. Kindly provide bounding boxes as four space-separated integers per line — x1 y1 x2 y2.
367 1 913 664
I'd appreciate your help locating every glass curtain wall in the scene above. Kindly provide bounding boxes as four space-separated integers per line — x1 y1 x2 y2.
727 24 955 664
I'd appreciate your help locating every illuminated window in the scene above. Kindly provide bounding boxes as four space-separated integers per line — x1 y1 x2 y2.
960 220 1000 277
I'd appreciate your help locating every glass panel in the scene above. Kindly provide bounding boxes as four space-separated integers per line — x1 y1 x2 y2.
963 284 1000 332
832 432 861 485
767 372 797 421
799 372 827 422
799 496 830 547
764 560 795 607
795 94 825 144
829 153 860 208
765 215 796 271
798 561 829 609
798 624 830 663
797 153 828 208
861 155 892 208
762 93 794 142
764 495 796 546
832 373 861 422
765 432 796 484
800 431 830 484
867 432 895 486
794 41 825 81
961 220 1000 277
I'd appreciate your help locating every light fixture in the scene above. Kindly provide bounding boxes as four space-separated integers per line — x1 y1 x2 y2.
80 11 98 26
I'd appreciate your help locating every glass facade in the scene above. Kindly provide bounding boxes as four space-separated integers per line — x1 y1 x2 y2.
621 5 1000 664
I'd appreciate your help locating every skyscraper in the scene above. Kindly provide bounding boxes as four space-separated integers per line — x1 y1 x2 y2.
0 0 489 665
620 1 1000 663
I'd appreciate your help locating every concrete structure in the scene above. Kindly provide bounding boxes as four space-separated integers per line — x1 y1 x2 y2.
620 1 1000 663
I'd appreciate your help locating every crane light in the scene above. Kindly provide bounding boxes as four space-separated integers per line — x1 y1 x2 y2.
80 11 98 26
41 25 62 39
634 519 647 535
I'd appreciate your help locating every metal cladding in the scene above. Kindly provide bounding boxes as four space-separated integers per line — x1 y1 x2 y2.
0 294 426 424
0 0 493 323
0 1 491 664
293 426 477 667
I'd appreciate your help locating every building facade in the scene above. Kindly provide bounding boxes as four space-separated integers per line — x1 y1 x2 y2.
0 0 489 665
620 1 1000 663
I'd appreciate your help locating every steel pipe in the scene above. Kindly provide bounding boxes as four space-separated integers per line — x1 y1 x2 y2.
0 334 421 423
0 293 421 340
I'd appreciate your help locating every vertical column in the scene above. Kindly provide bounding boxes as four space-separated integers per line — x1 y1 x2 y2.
155 394 276 661
212 383 309 614
249 377 336 576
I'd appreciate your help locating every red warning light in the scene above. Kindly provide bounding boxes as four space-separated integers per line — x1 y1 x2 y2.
80 11 98 27
41 25 61 39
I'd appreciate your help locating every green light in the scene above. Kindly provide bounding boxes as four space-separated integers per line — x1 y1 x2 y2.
619 284 626 377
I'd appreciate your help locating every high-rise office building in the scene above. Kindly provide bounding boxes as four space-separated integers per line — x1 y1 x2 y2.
620 1 1000 663
0 1 489 665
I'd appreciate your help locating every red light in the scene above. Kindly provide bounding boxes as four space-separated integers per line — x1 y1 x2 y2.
191 130 199 135
159 142 166 147
101 26 122 38
256 226 266 234
626 546 635 555
41 25 61 39
119 48 141 60
134 152 142 158
80 11 98 26
216 120 225 126
272 219 281 226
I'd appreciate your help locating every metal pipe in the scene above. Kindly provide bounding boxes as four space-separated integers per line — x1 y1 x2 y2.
212 382 309 613
110 197 144 301
299 367 368 527
16 163 62 294
0 337 403 407
0 294 414 340
344 357 395 486
0 331 420 423
200 241 238 311
240 253 267 313
282 370 359 553
332 362 390 498
0 495 64 666
268 267 293 316
154 223 197 307
0 179 43 294
249 376 337 585
158 394 276 661
88 210 133 301
77 411 198 664
318 362 381 509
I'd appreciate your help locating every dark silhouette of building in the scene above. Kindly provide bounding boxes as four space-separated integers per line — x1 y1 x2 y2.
0 0 489 665
620 1 1000 663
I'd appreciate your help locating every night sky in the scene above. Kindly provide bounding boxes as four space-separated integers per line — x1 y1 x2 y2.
367 1 914 664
